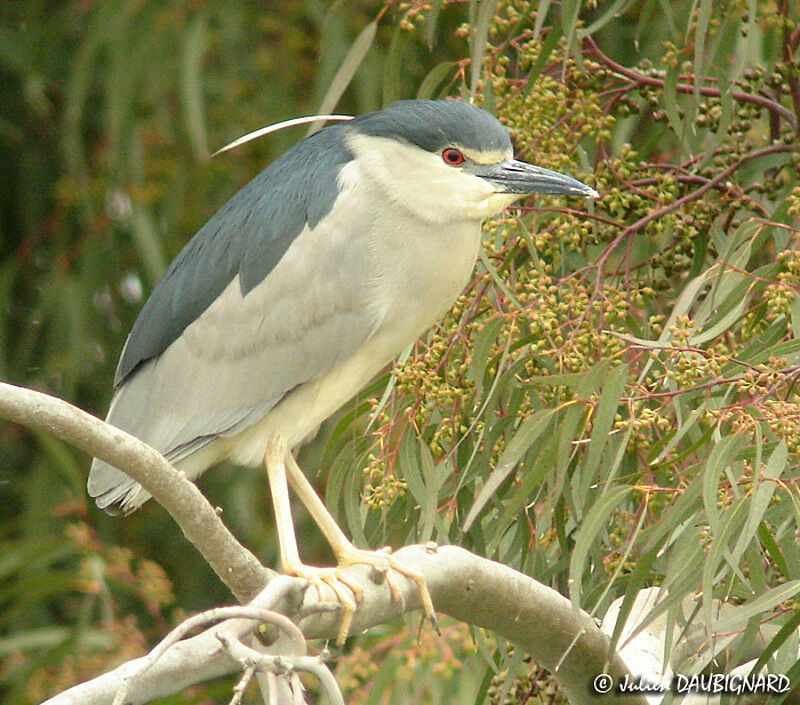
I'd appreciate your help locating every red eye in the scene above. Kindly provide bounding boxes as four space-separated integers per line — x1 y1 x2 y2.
442 148 465 166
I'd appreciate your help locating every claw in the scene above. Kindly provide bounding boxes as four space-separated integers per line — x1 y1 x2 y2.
286 565 359 645
336 547 437 631
285 552 437 644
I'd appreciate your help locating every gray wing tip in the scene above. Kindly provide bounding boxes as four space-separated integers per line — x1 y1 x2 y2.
88 458 151 515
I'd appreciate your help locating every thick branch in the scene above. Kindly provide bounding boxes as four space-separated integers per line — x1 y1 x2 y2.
0 382 272 603
43 548 647 705
1 382 644 703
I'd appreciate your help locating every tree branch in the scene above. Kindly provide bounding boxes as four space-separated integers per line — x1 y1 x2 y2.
0 382 272 603
582 35 798 127
42 549 648 705
2 382 647 703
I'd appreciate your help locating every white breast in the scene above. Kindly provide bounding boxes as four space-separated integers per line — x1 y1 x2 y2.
215 163 484 468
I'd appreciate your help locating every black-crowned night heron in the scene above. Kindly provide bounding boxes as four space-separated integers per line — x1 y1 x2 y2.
88 99 596 635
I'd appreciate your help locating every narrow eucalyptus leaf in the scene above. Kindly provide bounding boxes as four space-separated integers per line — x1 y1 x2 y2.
310 19 377 135
569 486 631 608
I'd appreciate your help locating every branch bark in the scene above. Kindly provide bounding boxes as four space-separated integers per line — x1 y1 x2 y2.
1 381 645 704
42 549 647 705
0 382 271 603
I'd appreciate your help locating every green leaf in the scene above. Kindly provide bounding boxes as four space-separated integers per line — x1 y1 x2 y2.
690 295 748 345
525 20 561 91
418 441 441 542
383 22 407 106
730 441 787 569
489 441 554 550
425 0 444 49
713 580 800 633
702 433 746 534
467 316 505 394
532 0 553 40
701 497 747 625
344 461 369 548
607 546 658 656
129 203 167 285
579 364 628 503
790 294 800 337
478 248 524 309
589 496 647 616
652 403 706 465
756 337 800 366
524 371 591 388
576 360 612 397
310 19 377 134
749 608 800 675
579 0 638 35
399 432 425 514
179 13 209 161
758 521 790 578
462 408 557 532
693 64 733 173
0 26 34 77
367 344 412 433
662 63 684 139
416 61 456 100
569 485 631 608
690 0 713 99
469 0 497 100
636 271 710 386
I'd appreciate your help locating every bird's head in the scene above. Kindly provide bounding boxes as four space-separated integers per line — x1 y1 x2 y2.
341 99 598 224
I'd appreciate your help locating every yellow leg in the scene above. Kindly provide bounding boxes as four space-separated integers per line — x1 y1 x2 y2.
264 438 358 642
264 438 300 567
264 438 437 643
284 452 436 628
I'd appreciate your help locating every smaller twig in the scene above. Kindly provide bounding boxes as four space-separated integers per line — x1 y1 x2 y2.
617 144 795 243
113 605 305 705
622 366 800 403
229 664 256 705
780 0 800 139
266 671 281 704
609 333 771 374
220 633 345 705
583 35 797 126
290 656 345 705
521 204 625 229
292 675 306 705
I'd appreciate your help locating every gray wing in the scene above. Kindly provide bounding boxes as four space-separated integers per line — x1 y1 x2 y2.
114 124 352 385
89 209 380 512
88 123 378 512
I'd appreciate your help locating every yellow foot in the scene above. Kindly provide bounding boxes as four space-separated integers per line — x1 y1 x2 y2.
285 564 364 644
335 547 438 633
286 550 437 645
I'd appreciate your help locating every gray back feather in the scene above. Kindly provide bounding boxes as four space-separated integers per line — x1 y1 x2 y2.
114 126 353 385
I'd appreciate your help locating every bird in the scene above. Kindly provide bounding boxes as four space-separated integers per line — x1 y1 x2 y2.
88 99 597 637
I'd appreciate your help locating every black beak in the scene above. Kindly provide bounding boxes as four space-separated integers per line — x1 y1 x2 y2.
473 159 598 198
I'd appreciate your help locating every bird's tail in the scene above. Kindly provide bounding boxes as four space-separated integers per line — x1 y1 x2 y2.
87 458 152 515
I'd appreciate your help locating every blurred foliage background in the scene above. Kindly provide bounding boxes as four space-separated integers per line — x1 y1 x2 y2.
2 0 800 703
